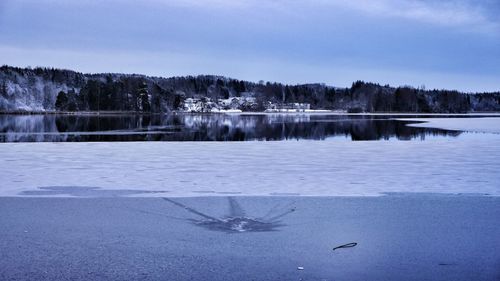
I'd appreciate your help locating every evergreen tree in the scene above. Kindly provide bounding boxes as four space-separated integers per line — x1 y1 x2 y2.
0 81 7 98
137 82 151 112
55 91 68 110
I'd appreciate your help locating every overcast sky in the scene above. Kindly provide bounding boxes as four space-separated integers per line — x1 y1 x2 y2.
0 0 499 91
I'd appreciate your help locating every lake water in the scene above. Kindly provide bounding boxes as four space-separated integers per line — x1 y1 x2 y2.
0 113 473 142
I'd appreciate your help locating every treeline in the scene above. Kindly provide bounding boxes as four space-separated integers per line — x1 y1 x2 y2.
1 65 499 113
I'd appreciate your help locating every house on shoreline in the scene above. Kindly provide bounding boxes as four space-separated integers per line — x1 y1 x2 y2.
265 103 311 113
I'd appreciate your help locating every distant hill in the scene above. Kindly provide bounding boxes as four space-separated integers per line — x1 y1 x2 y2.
1 65 499 113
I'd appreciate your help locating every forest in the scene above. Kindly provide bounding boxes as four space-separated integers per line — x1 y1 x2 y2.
1 65 499 113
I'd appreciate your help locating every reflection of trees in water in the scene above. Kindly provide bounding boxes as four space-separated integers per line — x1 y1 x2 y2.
0 115 67 142
173 115 460 141
0 114 461 142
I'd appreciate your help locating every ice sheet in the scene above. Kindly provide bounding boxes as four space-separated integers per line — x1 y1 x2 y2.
1 136 499 197
399 117 500 134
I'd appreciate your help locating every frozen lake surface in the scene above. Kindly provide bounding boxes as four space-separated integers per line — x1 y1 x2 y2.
1 115 499 280
2 195 498 281
1 134 499 197
400 117 500 134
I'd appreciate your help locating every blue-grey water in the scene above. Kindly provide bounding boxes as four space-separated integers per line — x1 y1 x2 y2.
0 113 474 142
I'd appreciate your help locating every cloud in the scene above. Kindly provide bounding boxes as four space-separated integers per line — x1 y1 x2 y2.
145 0 499 34
323 0 498 31
12 0 498 32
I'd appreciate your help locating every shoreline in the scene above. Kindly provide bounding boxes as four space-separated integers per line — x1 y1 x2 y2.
2 110 500 116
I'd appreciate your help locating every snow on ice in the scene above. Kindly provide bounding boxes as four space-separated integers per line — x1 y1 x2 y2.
1 130 500 197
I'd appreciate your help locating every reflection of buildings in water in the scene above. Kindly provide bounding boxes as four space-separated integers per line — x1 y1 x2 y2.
265 114 311 125
181 114 204 128
181 114 258 132
0 114 462 142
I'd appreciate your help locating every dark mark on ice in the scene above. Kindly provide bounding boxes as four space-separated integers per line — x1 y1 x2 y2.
215 191 242 195
332 242 358 251
20 186 169 197
162 197 296 233
381 192 491 197
269 192 301 196
438 263 457 266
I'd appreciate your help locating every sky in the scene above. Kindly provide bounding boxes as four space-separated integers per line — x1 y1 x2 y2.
0 0 499 92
